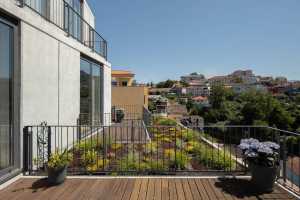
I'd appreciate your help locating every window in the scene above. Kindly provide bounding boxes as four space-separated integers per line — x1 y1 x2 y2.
80 58 103 125
112 80 117 86
0 20 13 172
122 81 128 87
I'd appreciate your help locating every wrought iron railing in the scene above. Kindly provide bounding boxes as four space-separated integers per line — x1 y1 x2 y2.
18 0 107 59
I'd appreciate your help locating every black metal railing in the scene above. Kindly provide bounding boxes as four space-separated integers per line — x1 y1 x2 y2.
18 0 107 59
22 124 300 194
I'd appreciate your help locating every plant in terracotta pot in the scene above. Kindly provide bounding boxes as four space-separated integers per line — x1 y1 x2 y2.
47 150 72 185
239 138 280 192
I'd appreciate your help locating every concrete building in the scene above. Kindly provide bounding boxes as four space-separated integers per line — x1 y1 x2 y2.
112 70 148 119
0 0 111 183
111 70 135 86
208 75 231 85
186 85 211 97
230 83 267 94
181 73 206 85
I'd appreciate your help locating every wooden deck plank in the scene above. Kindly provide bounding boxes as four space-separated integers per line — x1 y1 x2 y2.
169 179 177 200
138 179 149 200
146 179 155 200
208 179 231 200
194 179 210 200
0 178 298 200
116 179 129 200
122 179 135 200
84 179 104 200
174 179 185 200
57 179 83 200
187 179 202 200
130 179 142 200
161 179 169 200
182 179 194 200
0 179 34 200
154 179 162 200
110 178 126 200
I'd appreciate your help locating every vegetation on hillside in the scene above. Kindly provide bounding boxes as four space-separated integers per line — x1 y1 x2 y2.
188 85 300 132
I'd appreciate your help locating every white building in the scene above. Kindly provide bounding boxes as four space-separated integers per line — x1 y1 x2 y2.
0 0 111 183
181 73 206 85
186 85 211 97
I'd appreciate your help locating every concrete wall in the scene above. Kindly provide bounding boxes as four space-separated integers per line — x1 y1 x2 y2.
103 65 112 125
0 0 112 175
112 86 148 119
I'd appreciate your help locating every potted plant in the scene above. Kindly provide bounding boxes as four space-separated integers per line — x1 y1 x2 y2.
47 150 71 185
239 138 280 192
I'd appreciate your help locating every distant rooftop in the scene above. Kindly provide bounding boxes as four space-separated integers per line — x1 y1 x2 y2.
112 70 135 77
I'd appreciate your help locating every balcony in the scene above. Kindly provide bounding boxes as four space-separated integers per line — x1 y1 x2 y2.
18 0 107 59
1 110 300 199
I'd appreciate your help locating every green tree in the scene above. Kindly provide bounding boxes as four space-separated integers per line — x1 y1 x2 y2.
295 94 300 105
209 85 227 109
156 79 176 88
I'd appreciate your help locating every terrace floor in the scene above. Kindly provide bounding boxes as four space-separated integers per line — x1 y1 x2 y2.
0 177 297 200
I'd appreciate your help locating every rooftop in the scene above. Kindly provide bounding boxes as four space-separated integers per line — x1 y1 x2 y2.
112 70 135 77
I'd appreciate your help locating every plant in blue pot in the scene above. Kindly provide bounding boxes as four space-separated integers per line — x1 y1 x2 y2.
239 138 280 192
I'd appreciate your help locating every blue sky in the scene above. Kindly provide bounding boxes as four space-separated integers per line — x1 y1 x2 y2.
88 0 300 83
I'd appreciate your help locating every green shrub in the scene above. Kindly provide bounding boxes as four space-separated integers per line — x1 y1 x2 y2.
80 149 109 173
118 153 139 171
184 141 201 153
193 143 235 170
155 117 177 126
164 149 189 169
75 136 112 151
144 142 158 155
181 129 196 142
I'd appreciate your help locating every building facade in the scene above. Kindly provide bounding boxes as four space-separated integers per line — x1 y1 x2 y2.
111 70 148 119
111 70 135 86
0 0 111 183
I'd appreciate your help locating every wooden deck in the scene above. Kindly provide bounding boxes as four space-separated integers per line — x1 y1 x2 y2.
0 177 297 200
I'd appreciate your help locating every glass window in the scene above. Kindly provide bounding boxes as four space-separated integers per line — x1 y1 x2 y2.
122 81 128 87
92 65 101 125
0 21 13 171
80 58 103 125
80 59 91 125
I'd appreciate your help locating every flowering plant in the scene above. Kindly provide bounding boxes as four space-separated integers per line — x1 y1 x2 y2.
238 138 280 167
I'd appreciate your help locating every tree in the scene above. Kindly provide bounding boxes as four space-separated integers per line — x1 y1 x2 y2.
268 104 294 130
209 85 227 109
295 94 300 105
156 79 176 88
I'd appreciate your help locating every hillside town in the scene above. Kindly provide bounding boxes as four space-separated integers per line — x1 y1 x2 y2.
143 69 300 130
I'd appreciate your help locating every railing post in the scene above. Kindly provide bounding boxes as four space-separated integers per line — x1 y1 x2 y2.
23 126 32 175
47 126 52 161
281 135 287 185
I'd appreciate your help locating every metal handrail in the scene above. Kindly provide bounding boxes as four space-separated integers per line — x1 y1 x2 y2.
18 0 107 59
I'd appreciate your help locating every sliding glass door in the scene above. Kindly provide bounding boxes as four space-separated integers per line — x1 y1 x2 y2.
0 20 13 174
80 58 103 125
